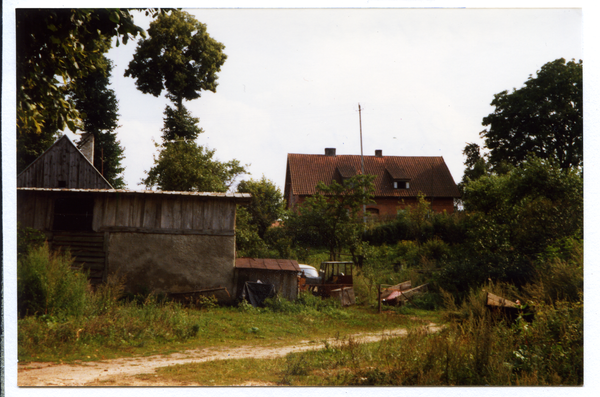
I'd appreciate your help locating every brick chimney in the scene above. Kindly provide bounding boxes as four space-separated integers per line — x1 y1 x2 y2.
325 148 336 156
375 149 383 157
78 133 95 164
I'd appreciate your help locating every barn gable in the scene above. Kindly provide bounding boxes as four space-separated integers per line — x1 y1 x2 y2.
17 135 113 189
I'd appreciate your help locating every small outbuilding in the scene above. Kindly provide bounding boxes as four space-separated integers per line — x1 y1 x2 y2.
234 258 301 302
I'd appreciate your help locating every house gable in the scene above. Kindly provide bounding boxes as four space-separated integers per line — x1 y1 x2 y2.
17 135 113 189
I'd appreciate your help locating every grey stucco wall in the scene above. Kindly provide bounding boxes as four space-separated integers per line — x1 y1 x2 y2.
107 233 236 301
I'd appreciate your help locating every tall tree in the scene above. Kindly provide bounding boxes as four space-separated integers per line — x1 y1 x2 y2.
142 140 246 192
16 9 148 172
237 177 286 239
124 9 226 141
480 58 582 171
285 175 376 261
71 57 126 188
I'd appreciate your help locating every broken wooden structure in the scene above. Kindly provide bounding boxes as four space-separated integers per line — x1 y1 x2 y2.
379 281 428 310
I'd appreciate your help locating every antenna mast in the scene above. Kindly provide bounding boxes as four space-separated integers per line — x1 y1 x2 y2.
359 103 366 224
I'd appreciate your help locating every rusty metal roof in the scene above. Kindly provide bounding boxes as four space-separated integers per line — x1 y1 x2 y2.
235 258 301 272
17 187 252 201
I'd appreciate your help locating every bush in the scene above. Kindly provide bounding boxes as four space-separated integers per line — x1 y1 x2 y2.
18 243 89 318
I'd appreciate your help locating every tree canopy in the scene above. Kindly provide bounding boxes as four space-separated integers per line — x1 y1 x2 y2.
480 58 582 171
142 140 247 192
17 9 146 137
237 177 286 239
284 175 376 261
124 10 227 106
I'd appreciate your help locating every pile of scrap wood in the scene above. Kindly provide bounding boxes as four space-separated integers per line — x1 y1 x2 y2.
484 291 532 322
380 281 428 306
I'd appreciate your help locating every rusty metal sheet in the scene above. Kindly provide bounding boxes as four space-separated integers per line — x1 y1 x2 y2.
235 258 300 272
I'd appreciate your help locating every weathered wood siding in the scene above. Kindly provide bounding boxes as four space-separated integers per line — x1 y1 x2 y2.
17 136 112 189
17 190 55 231
92 194 236 234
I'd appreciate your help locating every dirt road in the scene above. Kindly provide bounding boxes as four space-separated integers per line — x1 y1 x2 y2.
17 323 441 386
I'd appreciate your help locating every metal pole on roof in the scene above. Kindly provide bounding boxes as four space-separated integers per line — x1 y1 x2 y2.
359 103 366 226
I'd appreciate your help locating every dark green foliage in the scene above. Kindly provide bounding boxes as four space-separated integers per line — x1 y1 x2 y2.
16 9 146 172
124 10 226 104
142 139 247 192
17 224 46 260
237 177 286 239
481 58 582 171
161 103 204 141
363 195 467 246
71 57 126 188
284 175 375 260
235 206 270 258
18 244 89 318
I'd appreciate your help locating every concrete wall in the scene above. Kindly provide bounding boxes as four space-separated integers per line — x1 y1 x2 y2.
107 232 236 301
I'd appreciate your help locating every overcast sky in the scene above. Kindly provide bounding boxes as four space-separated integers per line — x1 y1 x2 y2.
3 2 599 396
53 7 583 191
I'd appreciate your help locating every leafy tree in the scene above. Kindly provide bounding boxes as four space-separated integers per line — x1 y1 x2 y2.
235 206 269 258
161 104 204 142
16 8 147 171
15 9 168 173
237 177 286 239
71 57 126 188
438 155 584 292
142 140 247 192
284 175 375 261
124 10 226 141
480 58 582 171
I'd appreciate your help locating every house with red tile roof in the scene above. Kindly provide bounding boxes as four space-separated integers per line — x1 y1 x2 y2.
284 148 461 216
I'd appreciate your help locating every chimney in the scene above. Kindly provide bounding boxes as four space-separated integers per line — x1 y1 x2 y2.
375 149 383 157
78 133 95 164
325 148 336 156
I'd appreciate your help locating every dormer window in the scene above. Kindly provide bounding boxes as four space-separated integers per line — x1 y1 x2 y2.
394 181 409 189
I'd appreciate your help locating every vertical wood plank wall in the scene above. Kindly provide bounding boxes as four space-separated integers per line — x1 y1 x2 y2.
17 137 112 189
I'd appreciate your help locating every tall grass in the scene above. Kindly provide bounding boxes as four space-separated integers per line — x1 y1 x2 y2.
18 243 89 318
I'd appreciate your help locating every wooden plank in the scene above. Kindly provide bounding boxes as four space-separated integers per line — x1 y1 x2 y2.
115 194 130 227
160 197 174 229
486 292 518 308
97 226 235 236
143 198 157 228
192 199 204 230
172 196 182 230
181 197 194 230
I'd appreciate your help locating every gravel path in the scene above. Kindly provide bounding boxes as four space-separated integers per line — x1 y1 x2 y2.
18 323 441 386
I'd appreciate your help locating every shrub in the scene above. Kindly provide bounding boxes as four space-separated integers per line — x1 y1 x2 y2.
17 243 89 318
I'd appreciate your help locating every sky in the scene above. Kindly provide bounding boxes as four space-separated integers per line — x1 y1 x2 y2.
58 7 583 191
3 2 600 397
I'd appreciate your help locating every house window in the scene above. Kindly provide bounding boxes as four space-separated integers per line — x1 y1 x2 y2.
394 181 409 189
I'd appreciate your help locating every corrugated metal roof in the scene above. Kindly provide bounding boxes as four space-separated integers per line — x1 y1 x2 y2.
285 153 460 198
235 258 301 272
17 187 252 200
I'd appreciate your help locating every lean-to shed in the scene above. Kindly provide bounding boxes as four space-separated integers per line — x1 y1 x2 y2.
234 258 301 301
18 188 251 301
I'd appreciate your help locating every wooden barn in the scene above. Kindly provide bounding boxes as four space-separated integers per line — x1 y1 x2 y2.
17 135 250 302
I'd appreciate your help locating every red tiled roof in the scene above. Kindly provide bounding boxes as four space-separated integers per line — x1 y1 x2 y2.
235 258 301 272
285 153 460 198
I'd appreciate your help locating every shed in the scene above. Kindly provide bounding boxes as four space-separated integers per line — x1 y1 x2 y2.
18 188 251 301
234 258 301 301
